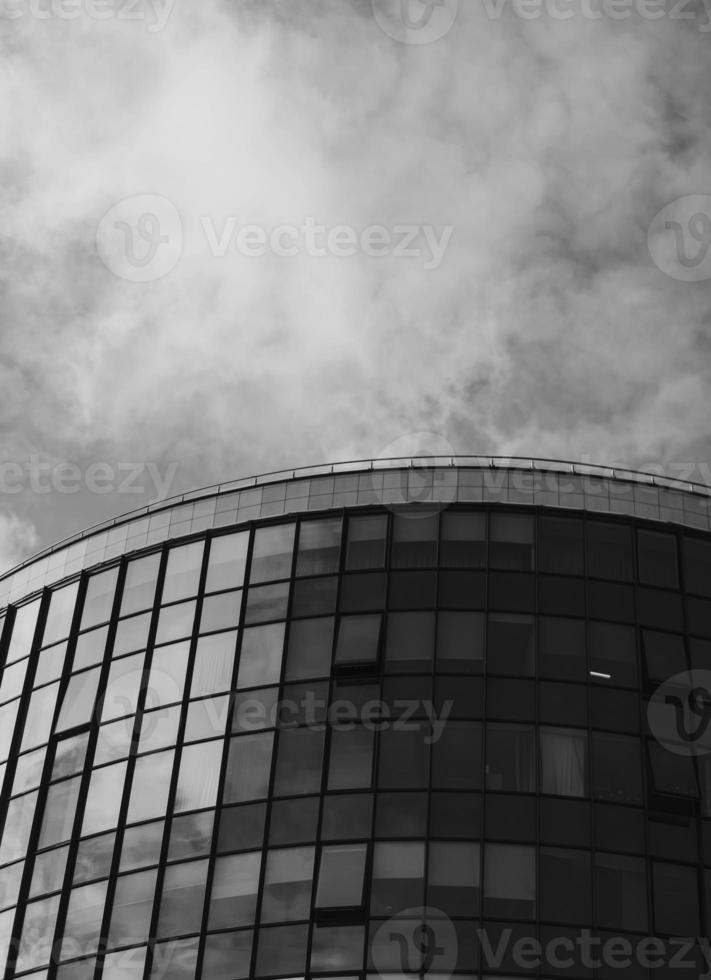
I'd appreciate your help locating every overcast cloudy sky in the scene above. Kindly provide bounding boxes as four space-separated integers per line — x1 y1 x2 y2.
1 0 711 571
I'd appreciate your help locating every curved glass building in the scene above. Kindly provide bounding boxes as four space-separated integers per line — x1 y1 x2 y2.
1 457 711 980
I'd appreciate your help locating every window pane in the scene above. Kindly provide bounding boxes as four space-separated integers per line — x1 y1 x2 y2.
296 518 342 576
0 656 29 704
315 844 367 909
21 682 59 751
30 845 68 898
120 553 160 616
538 617 586 681
39 776 81 847
74 832 116 884
371 841 425 915
161 542 204 603
648 740 699 797
285 618 333 681
638 529 679 589
484 843 535 919
384 612 434 672
16 894 61 972
154 601 196 645
255 923 308 977
249 524 295 583
237 623 285 689
540 517 584 575
440 512 486 568
101 652 145 722
683 536 711 598
486 724 535 793
208 851 261 930
113 613 151 658
103 946 147 979
119 821 164 873
642 630 687 683
223 732 274 803
540 847 591 924
205 532 249 593
436 612 484 673
42 582 80 647
540 727 587 798
488 615 535 676
589 622 637 686
73 625 109 672
126 750 174 824
108 868 157 946
56 667 101 732
0 790 38 864
432 721 481 790
191 631 237 697
61 880 108 957
327 727 374 790
261 846 315 922
653 862 699 935
167 810 214 862
334 615 381 666
184 695 229 743
587 522 633 581
173 741 222 812
81 762 128 836
145 643 190 707
0 699 20 763
345 515 387 571
244 582 289 625
490 514 534 570
378 726 430 789
81 568 119 630
156 859 208 938
138 704 181 754
273 727 324 796
199 591 241 634
203 930 253 980
595 852 647 931
592 733 642 805
427 842 480 915
391 514 438 569
6 599 41 664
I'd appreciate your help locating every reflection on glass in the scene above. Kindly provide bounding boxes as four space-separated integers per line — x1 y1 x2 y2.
0 656 29 704
315 843 367 909
15 894 61 972
261 846 314 922
295 519 342 576
244 582 289 625
61 879 108 957
155 859 208 939
200 591 241 634
0 790 38 864
191 631 236 697
120 553 161 617
95 718 135 766
285 617 333 681
101 652 145 722
167 810 214 863
154 601 196 646
483 843 535 918
107 868 157 946
119 822 164 873
174 741 222 813
72 625 109 672
208 851 261 930
371 841 425 915
223 732 274 804
138 704 181 754
103 945 147 979
6 598 41 665
56 667 101 732
41 582 80 648
237 624 285 689
39 776 81 848
345 515 387 571
0 699 20 763
126 750 174 824
80 568 119 631
250 524 295 584
202 929 253 980
74 832 116 885
205 532 249 594
81 762 128 837
161 542 204 604
20 682 59 751
33 641 67 687
113 613 151 658
30 846 68 898
427 841 481 915
184 696 229 743
12 746 47 795
145 643 190 708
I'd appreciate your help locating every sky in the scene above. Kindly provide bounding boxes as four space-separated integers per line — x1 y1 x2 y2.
1 0 711 572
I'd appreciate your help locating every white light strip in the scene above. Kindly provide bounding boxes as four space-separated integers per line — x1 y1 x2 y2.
590 670 612 679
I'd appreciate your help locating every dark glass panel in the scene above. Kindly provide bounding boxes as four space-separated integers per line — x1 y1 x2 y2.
243 582 289 625
540 517 584 575
487 614 535 676
638 529 679 589
540 797 590 848
683 536 711 598
589 621 637 686
440 512 486 568
642 629 687 683
370 841 425 915
269 796 319 845
539 575 586 617
216 803 266 853
295 517 342 576
540 726 588 798
261 846 315 922
345 514 387 571
653 862 699 935
432 721 482 790
436 611 484 673
375 792 428 837
587 521 634 581
389 570 437 609
155 859 208 938
487 678 535 722
540 847 591 924
429 791 481 839
637 587 684 632
489 513 534 571
539 682 588 727
390 513 438 569
284 617 333 680
249 524 295 583
486 724 535 793
648 740 699 797
437 569 486 610
488 572 536 613
592 733 643 805
485 794 536 842
378 725 430 789
590 687 639 734
339 571 387 612
334 614 381 667
427 841 481 915
538 617 586 681
384 611 435 672
587 580 635 623
291 576 338 618
273 727 324 796
594 802 644 853
483 843 535 919
327 726 374 791
208 851 261 930
435 675 483 719
315 843 368 909
222 732 274 804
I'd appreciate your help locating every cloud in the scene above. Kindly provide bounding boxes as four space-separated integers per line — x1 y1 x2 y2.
1 0 711 567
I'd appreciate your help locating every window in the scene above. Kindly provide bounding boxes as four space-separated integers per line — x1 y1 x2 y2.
80 568 119 630
296 518 342 576
647 741 699 798
642 630 687 683
29 845 68 898
39 776 81 847
487 615 535 676
217 803 266 854
321 794 373 841
101 652 145 722
595 852 647 931
200 591 241 633
72 625 109 671
587 521 633 581
237 623 285 689
249 524 295 583
146 642 190 706
427 842 480 915
119 821 164 872
0 791 38 864
440 512 486 567
208 851 261 929
540 727 587 798
334 614 381 667
15 894 61 972
483 843 535 919
125 751 174 824
683 537 711 598
589 622 637 686
120 553 160 616
327 726 374 790
390 514 438 568
490 514 534 570
261 846 315 922
42 582 80 648
371 841 425 915
432 722 482 790
5 598 41 665
486 724 535 793
0 657 29 704
638 529 679 589
21 682 59 751
244 582 289 625
154 600 196 645
61 879 108 957
378 726 430 789
312 844 367 912
74 831 116 884
375 792 428 837
202 931 253 980
285 617 333 680
168 810 214 862
223 732 274 803
107 868 157 946
540 847 591 924
435 611 484 673
113 612 152 658
539 617 586 680
653 862 699 936
384 612 434 672
56 666 101 731
205 531 249 593
156 859 208 938
254 924 308 977
539 517 584 575
273 727 324 796
161 542 204 604
173 741 223 812
268 797 319 846
345 515 387 570
592 733 642 805
190 631 237 697
291 576 338 618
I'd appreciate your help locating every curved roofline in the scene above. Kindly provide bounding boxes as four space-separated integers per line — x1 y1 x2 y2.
7 454 711 577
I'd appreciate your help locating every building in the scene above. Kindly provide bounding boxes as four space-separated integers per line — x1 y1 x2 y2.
0 456 710 980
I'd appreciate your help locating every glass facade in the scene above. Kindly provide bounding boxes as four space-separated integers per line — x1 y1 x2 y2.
0 464 711 978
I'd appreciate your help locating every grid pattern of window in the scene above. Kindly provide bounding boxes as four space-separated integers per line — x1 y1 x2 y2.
0 506 710 978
